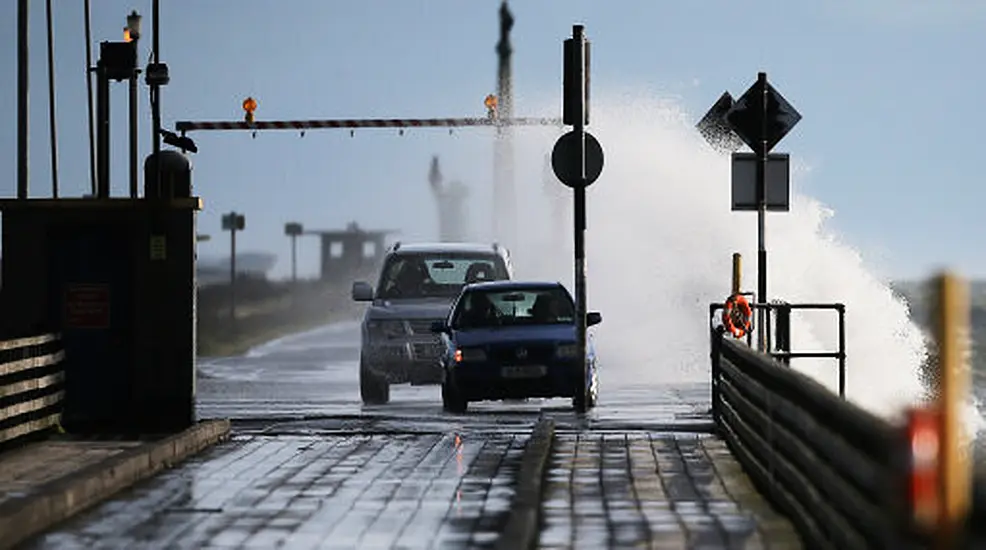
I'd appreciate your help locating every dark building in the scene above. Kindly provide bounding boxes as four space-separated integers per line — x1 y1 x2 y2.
308 222 396 284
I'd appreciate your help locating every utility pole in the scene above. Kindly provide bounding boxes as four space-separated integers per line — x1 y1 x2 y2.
126 11 142 198
493 0 515 245
222 212 246 323
17 0 29 200
45 0 58 198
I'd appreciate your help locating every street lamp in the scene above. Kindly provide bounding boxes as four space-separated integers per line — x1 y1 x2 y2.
125 10 142 42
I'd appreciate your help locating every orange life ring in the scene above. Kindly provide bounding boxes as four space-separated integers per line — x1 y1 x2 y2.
722 294 752 339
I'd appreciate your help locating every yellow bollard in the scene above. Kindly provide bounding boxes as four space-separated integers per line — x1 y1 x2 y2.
930 271 972 548
732 253 742 296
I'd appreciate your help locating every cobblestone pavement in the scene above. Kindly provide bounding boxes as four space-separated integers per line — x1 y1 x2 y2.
540 433 802 549
16 323 799 549
23 432 526 549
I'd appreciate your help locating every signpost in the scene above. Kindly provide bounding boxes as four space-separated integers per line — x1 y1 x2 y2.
697 72 801 351
284 222 304 283
551 24 603 413
222 211 245 322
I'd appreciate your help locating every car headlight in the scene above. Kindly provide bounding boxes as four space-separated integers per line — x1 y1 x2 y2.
367 319 407 339
556 344 578 359
454 348 487 363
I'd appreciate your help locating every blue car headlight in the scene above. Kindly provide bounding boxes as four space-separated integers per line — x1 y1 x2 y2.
367 319 406 339
555 344 578 359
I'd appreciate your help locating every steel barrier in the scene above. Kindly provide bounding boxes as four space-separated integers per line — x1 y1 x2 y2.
711 330 911 549
0 333 65 449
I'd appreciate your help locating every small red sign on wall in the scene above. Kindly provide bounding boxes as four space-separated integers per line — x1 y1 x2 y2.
65 283 111 329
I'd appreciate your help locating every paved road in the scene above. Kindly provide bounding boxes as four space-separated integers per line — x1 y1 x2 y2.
23 322 799 549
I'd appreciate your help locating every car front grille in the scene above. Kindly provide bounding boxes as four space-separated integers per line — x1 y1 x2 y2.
488 344 555 364
407 319 438 335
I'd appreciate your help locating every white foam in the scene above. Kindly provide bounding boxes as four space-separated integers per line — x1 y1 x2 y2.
462 86 980 428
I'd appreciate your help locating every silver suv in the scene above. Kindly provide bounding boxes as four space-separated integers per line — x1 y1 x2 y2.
352 242 513 404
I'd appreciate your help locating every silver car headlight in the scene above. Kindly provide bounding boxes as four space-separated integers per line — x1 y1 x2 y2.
367 319 407 339
556 344 578 359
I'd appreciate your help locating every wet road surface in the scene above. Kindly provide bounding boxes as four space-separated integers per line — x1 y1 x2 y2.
22 322 799 549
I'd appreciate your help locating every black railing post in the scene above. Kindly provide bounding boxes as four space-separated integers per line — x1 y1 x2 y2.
837 303 846 398
775 302 791 366
710 324 725 432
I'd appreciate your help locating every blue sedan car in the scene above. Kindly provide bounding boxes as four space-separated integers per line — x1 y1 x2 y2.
430 281 601 413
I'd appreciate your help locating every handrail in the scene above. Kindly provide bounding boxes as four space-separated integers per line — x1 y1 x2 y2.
709 300 847 397
0 332 65 450
711 329 910 548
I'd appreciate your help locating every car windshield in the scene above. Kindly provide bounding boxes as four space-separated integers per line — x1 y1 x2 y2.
376 252 509 299
451 287 575 329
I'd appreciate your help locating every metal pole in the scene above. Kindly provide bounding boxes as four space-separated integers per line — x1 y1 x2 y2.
731 252 742 295
96 51 110 199
229 218 237 323
572 25 589 412
494 1 515 244
45 0 59 198
151 0 162 192
756 72 768 352
84 0 96 196
17 0 29 200
291 234 298 283
129 68 139 198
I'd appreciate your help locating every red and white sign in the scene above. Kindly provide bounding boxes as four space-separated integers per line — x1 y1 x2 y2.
64 283 111 329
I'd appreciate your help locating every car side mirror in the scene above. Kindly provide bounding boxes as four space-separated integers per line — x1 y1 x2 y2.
352 281 374 302
587 311 602 327
430 320 449 334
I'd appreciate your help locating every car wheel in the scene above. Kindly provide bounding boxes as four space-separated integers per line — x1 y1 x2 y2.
360 357 390 405
442 372 468 413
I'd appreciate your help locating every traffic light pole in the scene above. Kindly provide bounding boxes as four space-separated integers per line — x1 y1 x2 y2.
755 72 768 352
571 25 589 413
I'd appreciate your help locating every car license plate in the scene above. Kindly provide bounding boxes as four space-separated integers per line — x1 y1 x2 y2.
501 365 547 379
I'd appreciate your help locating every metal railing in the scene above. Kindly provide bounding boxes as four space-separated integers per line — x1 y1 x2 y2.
0 333 65 449
710 329 911 549
709 300 847 397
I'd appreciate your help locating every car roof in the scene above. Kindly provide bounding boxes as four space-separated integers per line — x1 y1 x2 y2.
464 280 566 292
390 242 504 255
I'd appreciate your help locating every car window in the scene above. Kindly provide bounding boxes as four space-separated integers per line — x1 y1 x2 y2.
376 252 508 299
451 287 575 329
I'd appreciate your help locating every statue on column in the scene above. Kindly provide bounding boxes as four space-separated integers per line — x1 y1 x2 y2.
429 155 470 242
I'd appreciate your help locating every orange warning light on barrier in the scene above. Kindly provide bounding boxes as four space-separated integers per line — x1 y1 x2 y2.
242 97 258 124
484 94 498 119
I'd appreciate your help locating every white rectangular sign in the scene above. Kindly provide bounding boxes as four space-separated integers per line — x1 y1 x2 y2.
731 152 790 212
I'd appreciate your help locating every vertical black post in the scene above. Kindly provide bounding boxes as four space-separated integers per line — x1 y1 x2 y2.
229 215 237 324
756 71 768 352
838 304 846 398
493 1 515 245
17 0 29 199
45 0 59 198
129 68 139 198
291 234 298 284
84 0 96 196
571 24 589 412
151 0 162 193
96 48 111 199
